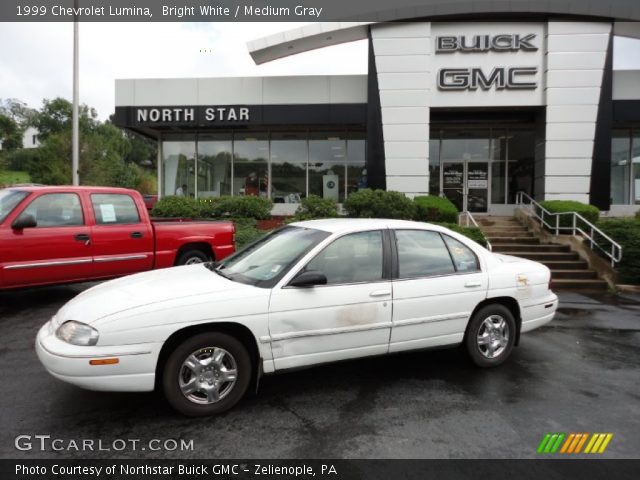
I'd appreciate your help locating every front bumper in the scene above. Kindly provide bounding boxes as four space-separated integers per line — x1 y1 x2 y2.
36 321 162 392
520 292 559 333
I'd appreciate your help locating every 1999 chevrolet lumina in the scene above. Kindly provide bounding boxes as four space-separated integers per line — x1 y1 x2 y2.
36 219 558 416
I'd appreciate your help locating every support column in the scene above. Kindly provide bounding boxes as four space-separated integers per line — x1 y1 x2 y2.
371 23 431 198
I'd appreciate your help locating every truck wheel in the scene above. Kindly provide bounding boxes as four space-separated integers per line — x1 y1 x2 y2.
465 304 516 368
176 249 210 265
162 332 251 416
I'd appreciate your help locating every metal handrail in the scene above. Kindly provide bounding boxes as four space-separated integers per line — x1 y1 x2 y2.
515 191 622 266
459 211 492 252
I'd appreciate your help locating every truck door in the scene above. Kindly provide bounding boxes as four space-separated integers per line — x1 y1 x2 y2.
2 192 93 288
88 192 154 277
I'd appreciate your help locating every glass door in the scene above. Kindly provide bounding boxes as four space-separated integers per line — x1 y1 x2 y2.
466 162 489 213
442 162 464 212
442 161 488 212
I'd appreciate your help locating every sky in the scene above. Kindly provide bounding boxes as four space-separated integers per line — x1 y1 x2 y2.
0 22 639 120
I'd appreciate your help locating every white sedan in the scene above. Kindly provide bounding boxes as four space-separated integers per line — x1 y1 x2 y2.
36 219 558 416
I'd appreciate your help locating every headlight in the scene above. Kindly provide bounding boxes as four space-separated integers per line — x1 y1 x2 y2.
56 321 99 346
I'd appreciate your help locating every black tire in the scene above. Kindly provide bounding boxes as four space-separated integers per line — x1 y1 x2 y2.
465 304 516 368
175 248 210 266
162 332 251 416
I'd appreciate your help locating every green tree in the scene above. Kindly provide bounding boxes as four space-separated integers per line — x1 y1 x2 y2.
33 97 98 141
0 114 22 151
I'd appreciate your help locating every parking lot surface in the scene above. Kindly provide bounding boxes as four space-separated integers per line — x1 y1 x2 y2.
0 283 638 459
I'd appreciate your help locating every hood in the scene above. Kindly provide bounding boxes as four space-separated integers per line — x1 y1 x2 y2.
54 265 252 325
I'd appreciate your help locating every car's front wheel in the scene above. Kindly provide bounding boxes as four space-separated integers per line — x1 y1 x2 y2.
465 304 516 367
162 332 251 416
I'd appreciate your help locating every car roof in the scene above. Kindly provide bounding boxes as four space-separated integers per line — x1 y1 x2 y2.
4 185 137 194
290 218 450 234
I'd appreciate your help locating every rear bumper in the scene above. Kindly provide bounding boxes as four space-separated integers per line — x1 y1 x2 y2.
36 322 161 392
521 292 558 333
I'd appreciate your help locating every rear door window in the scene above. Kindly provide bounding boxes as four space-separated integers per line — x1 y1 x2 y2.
91 194 140 225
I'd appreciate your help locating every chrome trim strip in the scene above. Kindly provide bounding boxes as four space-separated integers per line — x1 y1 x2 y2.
94 255 148 263
261 321 393 343
392 312 469 328
4 259 92 270
39 340 151 359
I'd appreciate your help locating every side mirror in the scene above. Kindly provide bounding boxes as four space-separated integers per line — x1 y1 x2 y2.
11 214 37 230
289 270 327 288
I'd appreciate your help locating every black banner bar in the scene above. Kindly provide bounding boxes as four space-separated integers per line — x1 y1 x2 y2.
3 459 640 480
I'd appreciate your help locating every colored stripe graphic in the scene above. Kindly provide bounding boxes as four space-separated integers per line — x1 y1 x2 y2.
585 433 613 454
537 433 565 453
539 433 613 454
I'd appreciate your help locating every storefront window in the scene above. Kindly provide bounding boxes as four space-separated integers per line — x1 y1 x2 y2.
634 131 640 205
233 133 269 197
309 133 346 202
490 129 507 204
162 134 195 198
347 138 366 198
441 130 491 161
429 135 441 196
611 130 631 204
197 134 232 197
506 129 535 203
270 133 307 204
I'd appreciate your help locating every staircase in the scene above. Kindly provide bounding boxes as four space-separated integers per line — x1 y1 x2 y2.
477 216 607 291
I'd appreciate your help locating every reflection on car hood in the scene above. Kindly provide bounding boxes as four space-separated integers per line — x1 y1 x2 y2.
55 265 252 324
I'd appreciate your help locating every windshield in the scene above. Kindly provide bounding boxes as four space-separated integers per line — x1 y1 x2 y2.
213 226 330 288
0 190 29 224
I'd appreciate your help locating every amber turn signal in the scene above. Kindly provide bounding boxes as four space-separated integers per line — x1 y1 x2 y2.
89 358 119 366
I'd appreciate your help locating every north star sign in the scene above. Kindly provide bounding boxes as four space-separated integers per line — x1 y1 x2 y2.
135 106 250 125
435 33 539 91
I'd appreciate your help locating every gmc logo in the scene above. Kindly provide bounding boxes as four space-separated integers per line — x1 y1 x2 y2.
437 67 538 90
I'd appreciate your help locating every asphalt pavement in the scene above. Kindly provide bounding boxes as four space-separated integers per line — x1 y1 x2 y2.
0 283 638 459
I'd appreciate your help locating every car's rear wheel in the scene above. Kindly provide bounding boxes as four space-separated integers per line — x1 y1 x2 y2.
176 248 210 266
465 304 516 367
162 332 251 416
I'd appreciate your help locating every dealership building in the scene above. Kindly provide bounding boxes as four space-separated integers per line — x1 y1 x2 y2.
114 6 640 216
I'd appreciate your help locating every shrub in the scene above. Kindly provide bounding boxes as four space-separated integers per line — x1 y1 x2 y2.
434 222 488 248
414 195 459 223
232 218 268 250
152 195 272 220
151 196 199 218
294 195 338 220
597 218 640 284
539 200 600 228
212 196 272 220
343 189 417 220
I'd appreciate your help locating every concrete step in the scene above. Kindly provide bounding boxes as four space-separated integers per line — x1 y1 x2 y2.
488 237 540 245
541 260 590 270
508 251 580 261
551 269 598 280
480 225 529 235
552 279 608 291
485 231 536 238
493 244 571 253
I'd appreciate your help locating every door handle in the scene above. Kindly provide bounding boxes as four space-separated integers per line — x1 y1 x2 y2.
369 290 391 297
130 231 143 239
74 233 91 246
465 282 482 288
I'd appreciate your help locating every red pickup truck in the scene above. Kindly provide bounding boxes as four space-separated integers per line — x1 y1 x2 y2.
0 186 235 290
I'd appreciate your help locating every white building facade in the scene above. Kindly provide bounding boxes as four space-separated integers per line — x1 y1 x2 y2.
115 15 640 216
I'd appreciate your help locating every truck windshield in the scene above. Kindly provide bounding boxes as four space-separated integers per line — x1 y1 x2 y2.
0 190 29 224
212 226 330 288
